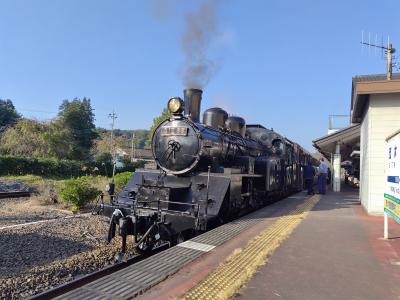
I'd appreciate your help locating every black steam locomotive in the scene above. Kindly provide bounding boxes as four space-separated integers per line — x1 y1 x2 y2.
100 89 317 255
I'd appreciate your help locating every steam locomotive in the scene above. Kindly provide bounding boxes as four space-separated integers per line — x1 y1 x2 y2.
99 89 317 255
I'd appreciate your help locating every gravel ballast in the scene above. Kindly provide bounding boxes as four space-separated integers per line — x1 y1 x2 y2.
0 204 136 299
0 197 71 227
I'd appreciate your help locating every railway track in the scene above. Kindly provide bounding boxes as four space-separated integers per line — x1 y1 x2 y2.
0 191 30 199
30 244 169 300
0 213 91 230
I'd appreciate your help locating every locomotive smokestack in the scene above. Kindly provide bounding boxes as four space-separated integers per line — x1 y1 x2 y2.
184 88 202 123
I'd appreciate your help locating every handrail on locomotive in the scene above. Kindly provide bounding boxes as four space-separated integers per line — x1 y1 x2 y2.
95 88 318 258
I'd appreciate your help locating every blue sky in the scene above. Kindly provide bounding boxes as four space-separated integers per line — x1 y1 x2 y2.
0 0 399 151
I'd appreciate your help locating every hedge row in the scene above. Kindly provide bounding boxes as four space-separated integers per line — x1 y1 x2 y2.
113 171 133 193
0 155 145 177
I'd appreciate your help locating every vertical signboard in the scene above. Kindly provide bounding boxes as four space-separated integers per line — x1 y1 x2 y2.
384 131 400 238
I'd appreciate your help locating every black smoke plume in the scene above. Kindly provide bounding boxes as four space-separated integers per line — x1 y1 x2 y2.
180 1 220 89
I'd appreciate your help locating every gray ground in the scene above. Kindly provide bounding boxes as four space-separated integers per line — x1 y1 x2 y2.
0 197 135 299
0 197 71 227
0 182 30 193
235 190 400 300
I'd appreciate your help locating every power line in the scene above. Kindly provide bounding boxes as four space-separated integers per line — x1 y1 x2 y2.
19 108 58 114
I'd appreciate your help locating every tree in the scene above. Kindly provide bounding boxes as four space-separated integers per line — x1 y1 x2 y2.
0 98 97 161
132 129 149 149
58 97 98 160
95 128 149 150
94 152 113 177
145 108 171 148
0 99 20 127
93 130 112 155
92 131 126 156
0 118 48 157
42 121 73 159
0 118 72 159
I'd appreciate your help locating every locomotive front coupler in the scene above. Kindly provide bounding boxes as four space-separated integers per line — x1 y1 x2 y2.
116 215 136 262
105 208 136 262
106 209 122 243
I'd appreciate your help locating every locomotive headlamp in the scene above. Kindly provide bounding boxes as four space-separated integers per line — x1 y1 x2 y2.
168 97 184 114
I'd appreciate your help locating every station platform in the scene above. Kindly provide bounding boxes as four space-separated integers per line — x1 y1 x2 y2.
139 187 400 300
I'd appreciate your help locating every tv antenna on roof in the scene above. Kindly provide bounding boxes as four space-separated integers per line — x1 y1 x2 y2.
361 31 397 80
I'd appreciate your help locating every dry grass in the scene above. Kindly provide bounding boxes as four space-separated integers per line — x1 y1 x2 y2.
0 175 109 211
31 182 59 205
86 176 108 194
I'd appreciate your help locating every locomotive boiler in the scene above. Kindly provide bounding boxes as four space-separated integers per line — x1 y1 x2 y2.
153 89 267 175
99 88 316 256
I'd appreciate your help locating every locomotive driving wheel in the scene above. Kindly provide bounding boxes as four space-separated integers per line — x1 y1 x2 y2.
136 235 157 254
135 223 159 254
136 222 175 254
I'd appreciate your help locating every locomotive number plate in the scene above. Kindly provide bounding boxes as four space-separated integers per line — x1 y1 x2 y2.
161 126 188 136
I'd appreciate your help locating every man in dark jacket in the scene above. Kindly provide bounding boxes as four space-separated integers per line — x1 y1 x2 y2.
304 161 315 195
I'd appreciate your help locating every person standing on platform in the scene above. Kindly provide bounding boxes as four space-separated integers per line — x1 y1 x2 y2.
318 158 328 194
304 161 315 195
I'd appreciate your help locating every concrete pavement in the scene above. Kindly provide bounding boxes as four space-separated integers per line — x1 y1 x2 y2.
235 188 400 300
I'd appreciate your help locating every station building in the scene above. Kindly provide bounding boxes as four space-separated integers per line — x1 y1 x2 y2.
313 73 400 215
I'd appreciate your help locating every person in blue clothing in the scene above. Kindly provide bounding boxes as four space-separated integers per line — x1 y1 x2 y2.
303 161 315 195
318 157 328 194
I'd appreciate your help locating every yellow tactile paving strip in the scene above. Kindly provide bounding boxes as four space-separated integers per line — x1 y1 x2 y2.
181 195 320 300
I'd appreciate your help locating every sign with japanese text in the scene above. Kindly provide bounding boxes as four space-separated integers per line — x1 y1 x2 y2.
385 131 400 223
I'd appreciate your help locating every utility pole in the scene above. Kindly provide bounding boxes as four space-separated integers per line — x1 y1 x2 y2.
108 111 117 183
130 132 135 162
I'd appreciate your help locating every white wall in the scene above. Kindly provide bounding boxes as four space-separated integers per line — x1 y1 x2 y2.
360 103 370 212
360 93 400 214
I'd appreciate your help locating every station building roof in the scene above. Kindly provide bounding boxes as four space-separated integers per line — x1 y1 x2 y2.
351 73 400 123
314 73 400 159
313 124 360 160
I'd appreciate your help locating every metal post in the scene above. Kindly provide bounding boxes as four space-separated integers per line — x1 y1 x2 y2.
387 43 393 80
131 132 135 162
204 166 211 231
108 111 117 182
330 152 334 190
384 211 388 239
111 163 116 184
333 143 341 192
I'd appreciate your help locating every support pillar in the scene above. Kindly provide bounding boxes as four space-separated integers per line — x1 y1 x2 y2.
333 143 341 192
330 153 334 190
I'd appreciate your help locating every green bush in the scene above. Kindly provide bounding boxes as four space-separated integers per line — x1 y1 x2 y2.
84 175 108 193
0 155 146 178
113 171 133 193
57 177 100 209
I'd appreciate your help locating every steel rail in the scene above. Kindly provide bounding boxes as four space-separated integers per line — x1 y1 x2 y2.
0 213 91 231
29 244 169 300
0 191 30 199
